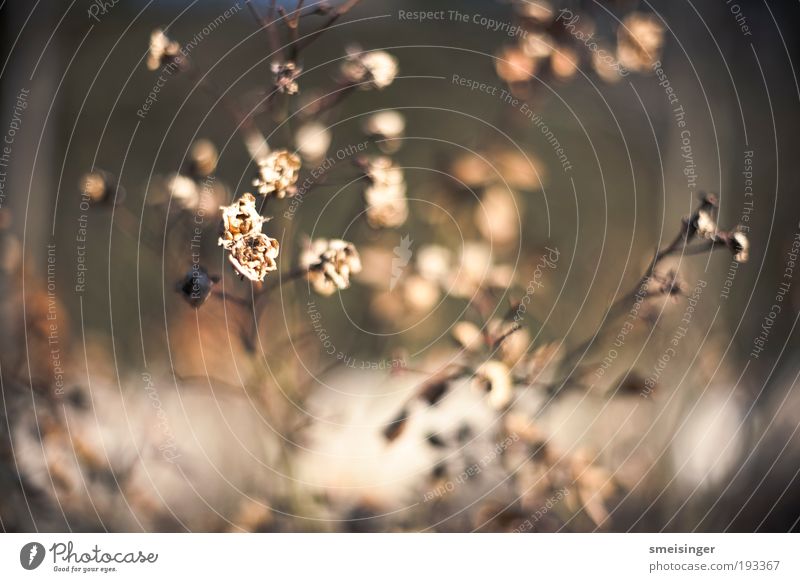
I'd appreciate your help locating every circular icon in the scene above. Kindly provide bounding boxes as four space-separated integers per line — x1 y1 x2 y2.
19 542 46 570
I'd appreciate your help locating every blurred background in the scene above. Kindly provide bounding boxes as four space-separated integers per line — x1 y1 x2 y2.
1 0 799 532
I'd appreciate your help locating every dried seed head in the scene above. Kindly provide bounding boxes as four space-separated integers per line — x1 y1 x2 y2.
166 173 200 209
721 228 750 263
188 139 218 178
271 61 302 95
473 360 514 410
617 12 665 72
227 233 280 282
447 242 493 298
0 210 21 274
474 184 520 247
403 275 440 311
494 148 545 190
294 122 332 162
364 110 405 139
513 0 554 24
361 157 408 228
363 110 405 153
365 189 408 229
452 321 485 352
551 44 579 81
416 244 452 284
300 238 362 296
219 193 265 246
521 32 553 59
244 129 270 164
592 43 624 83
161 172 223 215
362 156 404 186
495 45 537 84
450 152 493 188
218 194 279 281
687 193 719 240
175 266 219 308
694 209 717 239
80 170 125 205
147 29 182 71
341 48 399 89
252 150 302 198
731 230 750 263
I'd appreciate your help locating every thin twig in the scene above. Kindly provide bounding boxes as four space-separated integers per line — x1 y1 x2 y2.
292 0 362 55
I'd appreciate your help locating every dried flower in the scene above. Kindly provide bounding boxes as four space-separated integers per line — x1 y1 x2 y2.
592 45 624 83
363 110 405 153
495 46 537 84
219 193 265 246
0 210 21 274
80 170 125 205
451 149 543 191
452 321 484 352
731 230 750 263
157 171 224 215
252 150 302 198
474 184 520 247
166 173 200 208
551 45 579 81
688 193 719 240
365 188 408 228
188 139 218 178
403 275 440 311
271 61 302 95
416 245 452 284
244 129 270 164
227 233 280 282
695 209 717 239
473 360 514 410
617 12 665 72
522 32 553 59
341 48 399 89
450 152 493 188
513 0 554 24
176 266 219 308
294 122 332 162
217 192 279 281
719 229 750 263
300 238 362 296
362 156 403 187
362 156 408 228
447 242 493 298
147 29 181 71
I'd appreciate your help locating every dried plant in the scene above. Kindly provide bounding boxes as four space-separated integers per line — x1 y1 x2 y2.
2 0 763 534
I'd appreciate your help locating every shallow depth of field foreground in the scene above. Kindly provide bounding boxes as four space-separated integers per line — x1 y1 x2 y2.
1 0 799 533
